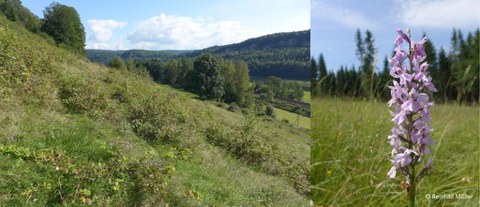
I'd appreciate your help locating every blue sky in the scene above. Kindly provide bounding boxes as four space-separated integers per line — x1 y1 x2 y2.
22 0 309 50
311 0 480 72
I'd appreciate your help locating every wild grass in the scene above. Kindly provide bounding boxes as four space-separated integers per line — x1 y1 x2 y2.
311 98 479 206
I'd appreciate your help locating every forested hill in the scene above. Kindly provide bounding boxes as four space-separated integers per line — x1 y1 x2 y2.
190 30 310 80
86 30 310 80
87 49 192 63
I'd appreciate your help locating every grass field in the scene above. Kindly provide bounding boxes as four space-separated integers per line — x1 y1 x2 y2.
302 91 311 103
311 98 479 206
274 107 310 129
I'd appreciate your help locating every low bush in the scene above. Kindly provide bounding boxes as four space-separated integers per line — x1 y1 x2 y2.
265 105 276 118
57 76 109 117
0 144 174 206
205 118 273 164
227 103 240 112
128 92 188 144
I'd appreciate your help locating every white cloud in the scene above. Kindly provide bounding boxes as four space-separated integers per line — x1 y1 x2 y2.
311 0 377 29
398 0 479 29
127 13 262 50
87 39 126 50
87 19 127 49
88 19 127 42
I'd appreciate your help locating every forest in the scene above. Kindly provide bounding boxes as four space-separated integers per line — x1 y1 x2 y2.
311 29 479 104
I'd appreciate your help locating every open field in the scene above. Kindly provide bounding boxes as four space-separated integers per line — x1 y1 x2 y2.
274 108 310 129
302 91 311 103
311 98 479 206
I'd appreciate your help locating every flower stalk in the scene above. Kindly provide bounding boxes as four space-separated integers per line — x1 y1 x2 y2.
387 28 436 207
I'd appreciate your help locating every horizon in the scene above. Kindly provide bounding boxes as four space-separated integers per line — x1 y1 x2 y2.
84 29 310 52
21 0 309 51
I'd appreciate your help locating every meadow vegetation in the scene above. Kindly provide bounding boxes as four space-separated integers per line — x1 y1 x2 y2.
0 15 309 206
310 98 478 206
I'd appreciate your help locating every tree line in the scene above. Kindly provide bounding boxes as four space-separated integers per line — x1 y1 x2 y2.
312 29 479 105
109 54 253 106
0 0 85 54
109 54 308 119
255 76 304 101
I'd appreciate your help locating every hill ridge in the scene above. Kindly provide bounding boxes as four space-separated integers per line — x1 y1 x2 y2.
87 30 310 80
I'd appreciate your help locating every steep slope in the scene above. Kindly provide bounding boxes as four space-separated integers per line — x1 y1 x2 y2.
0 16 309 206
86 30 310 80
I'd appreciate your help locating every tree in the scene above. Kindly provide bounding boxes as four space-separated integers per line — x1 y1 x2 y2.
318 54 327 96
0 0 21 22
109 56 126 69
219 59 237 103
423 32 438 89
0 0 41 33
176 57 193 87
359 30 376 99
437 48 453 102
265 105 276 118
233 60 250 105
192 54 224 100
379 56 391 100
164 59 179 84
41 2 85 54
355 29 364 60
310 57 318 97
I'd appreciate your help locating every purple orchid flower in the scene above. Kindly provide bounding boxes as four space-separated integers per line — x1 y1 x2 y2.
387 28 436 207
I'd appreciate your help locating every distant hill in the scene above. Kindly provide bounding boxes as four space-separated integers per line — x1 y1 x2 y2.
86 30 310 80
86 49 192 63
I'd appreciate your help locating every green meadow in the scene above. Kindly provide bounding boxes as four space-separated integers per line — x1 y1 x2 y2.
274 108 310 129
302 91 311 103
311 98 479 206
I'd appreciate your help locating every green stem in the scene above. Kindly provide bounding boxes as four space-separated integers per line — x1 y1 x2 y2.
410 165 416 207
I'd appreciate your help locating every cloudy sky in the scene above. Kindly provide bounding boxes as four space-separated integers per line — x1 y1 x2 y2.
311 0 480 71
22 0 309 50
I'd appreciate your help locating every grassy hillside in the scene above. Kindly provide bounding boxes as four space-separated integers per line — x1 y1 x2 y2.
274 108 310 129
0 16 309 206
311 98 479 206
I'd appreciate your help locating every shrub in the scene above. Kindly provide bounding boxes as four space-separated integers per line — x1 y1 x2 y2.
109 56 126 70
227 103 240 112
0 144 174 206
0 26 57 105
128 92 187 144
205 118 273 164
57 76 109 117
265 105 276 118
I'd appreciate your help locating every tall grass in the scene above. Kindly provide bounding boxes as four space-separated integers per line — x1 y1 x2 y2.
311 98 479 206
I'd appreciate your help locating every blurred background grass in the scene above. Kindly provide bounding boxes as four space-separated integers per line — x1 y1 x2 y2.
311 98 479 206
